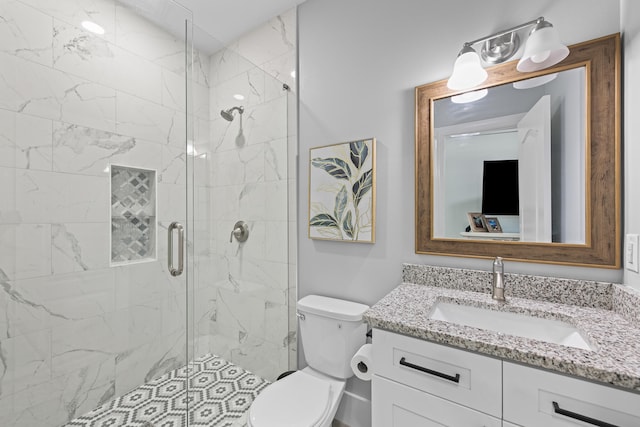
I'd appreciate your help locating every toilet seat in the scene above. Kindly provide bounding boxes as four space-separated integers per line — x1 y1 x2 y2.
248 371 336 427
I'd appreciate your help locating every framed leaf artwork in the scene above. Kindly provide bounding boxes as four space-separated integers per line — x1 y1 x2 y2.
308 138 376 243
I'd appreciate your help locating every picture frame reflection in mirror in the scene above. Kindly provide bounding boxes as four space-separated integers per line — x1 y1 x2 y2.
483 216 503 233
467 212 488 232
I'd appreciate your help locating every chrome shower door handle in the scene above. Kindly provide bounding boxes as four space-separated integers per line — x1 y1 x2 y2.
168 222 184 277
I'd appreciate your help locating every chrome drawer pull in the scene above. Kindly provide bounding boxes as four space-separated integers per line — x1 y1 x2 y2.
399 357 460 383
552 401 619 427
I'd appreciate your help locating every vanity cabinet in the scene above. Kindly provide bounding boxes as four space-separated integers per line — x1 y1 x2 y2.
372 328 640 427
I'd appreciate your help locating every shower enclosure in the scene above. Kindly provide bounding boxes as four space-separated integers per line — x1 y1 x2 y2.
0 0 294 425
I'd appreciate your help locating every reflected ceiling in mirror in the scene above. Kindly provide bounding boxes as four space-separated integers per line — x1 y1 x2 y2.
415 34 621 268
432 67 586 244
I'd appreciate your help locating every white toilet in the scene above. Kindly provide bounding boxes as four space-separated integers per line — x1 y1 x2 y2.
248 295 369 427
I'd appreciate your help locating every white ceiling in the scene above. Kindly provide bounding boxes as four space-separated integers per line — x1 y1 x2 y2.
178 0 302 44
120 0 304 54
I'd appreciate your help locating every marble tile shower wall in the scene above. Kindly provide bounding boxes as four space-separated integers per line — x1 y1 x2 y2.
0 1 211 426
201 9 297 381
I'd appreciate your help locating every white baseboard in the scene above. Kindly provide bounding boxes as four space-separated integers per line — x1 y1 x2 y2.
334 390 371 427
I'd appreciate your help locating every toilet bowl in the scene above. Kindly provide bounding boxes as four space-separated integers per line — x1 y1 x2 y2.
247 295 369 427
247 367 346 427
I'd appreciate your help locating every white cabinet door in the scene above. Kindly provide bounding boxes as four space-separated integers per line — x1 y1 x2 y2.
503 362 640 426
372 375 501 427
372 328 502 417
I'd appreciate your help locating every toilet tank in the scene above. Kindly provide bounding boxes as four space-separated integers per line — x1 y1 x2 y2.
297 295 369 379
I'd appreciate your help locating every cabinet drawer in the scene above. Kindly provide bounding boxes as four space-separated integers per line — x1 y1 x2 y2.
504 362 640 427
372 328 502 417
372 375 501 427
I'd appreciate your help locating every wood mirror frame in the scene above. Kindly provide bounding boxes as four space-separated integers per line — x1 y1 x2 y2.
415 34 621 268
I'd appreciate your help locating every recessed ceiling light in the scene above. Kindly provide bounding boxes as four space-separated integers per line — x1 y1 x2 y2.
513 73 558 89
82 20 105 35
451 89 488 104
233 94 245 101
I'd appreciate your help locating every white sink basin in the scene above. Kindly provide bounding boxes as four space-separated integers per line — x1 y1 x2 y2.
429 301 593 351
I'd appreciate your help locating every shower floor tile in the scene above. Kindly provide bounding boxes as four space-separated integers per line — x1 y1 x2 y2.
64 354 269 427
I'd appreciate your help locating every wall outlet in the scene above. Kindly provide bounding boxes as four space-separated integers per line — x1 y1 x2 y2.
625 234 639 273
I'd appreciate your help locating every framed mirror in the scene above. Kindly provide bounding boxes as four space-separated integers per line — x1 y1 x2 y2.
415 34 621 268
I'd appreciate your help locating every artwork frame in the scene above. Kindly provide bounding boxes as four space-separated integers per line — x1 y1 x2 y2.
483 216 503 233
467 212 487 232
308 138 376 243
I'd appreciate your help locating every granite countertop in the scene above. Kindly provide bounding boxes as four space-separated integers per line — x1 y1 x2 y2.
364 282 640 391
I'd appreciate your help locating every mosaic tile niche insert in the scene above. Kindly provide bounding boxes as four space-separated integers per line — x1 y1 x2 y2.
111 165 156 263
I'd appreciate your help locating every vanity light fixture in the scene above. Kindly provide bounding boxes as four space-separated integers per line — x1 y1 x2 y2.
447 17 569 91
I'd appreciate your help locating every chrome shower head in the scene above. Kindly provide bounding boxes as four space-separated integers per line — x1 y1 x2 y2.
220 106 244 122
220 110 234 121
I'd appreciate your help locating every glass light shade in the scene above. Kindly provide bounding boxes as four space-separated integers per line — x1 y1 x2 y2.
447 49 488 90
517 23 569 72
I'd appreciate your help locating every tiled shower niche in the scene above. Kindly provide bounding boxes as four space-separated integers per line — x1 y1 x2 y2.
110 165 157 264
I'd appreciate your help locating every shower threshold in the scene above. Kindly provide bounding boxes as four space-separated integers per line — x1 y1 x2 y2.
64 354 269 427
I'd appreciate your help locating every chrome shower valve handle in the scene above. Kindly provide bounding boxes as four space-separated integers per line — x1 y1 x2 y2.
229 221 249 243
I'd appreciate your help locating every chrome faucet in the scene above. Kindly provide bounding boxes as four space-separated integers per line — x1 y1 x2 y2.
492 257 506 302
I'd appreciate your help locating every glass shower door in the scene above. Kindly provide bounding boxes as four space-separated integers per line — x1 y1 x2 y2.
0 0 195 425
183 20 295 426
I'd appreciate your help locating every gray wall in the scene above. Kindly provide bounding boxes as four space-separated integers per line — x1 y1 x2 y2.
298 0 622 308
297 1 624 424
622 0 640 290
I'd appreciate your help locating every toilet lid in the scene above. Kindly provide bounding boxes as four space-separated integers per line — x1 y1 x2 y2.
249 372 333 427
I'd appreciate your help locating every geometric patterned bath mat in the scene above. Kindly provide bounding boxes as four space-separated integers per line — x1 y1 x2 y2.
64 354 270 427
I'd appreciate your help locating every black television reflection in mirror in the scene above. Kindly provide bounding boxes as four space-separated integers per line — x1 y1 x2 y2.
481 160 519 215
